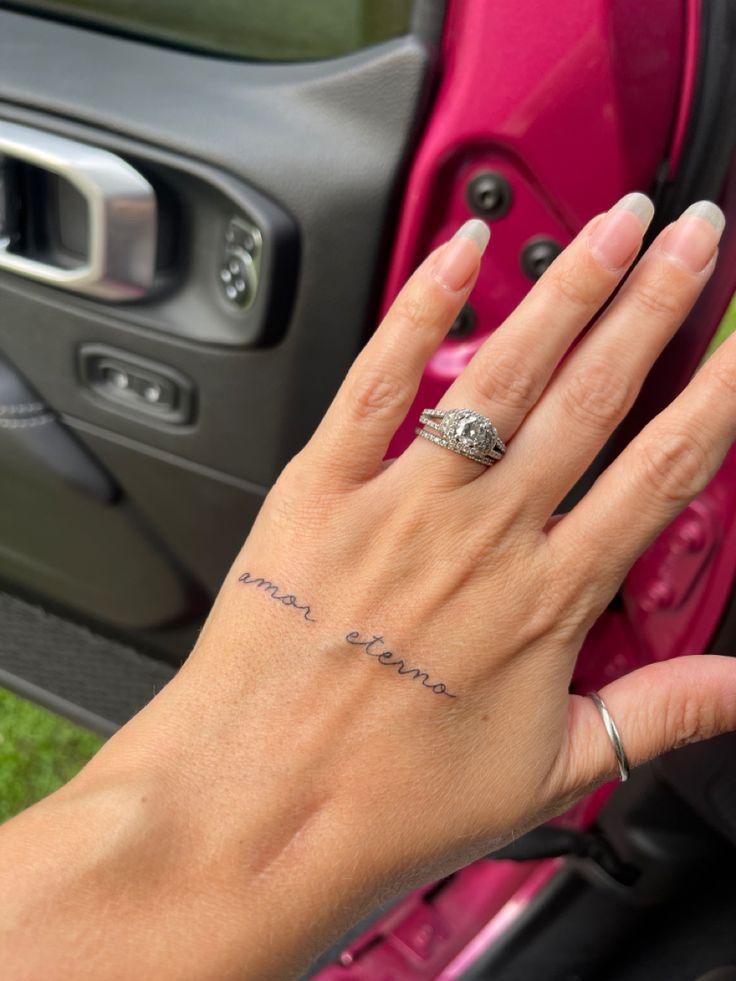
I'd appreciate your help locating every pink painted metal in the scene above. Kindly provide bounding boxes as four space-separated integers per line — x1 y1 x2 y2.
313 0 736 976
316 863 539 980
383 0 684 460
437 860 562 980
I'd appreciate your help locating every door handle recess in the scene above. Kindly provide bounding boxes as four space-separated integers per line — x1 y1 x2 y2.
0 121 156 300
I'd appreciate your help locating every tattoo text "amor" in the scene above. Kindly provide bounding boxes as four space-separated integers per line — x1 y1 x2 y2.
238 572 316 623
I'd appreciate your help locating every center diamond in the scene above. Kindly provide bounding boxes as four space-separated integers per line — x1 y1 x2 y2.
441 409 494 452
455 417 482 443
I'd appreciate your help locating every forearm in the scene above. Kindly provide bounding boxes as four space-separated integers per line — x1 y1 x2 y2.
0 667 384 981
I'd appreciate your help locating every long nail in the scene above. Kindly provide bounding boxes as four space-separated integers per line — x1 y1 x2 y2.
660 201 726 273
588 192 655 271
432 220 491 291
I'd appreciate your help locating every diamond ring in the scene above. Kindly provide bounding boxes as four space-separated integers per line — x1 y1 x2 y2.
415 408 507 467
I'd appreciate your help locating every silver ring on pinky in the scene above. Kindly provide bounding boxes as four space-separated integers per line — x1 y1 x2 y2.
587 691 630 782
415 408 507 468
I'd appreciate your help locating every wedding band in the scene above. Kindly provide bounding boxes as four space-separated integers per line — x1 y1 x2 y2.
415 408 506 467
587 691 630 782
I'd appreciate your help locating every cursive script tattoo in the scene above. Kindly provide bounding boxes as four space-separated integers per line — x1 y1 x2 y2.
345 632 457 699
238 572 317 623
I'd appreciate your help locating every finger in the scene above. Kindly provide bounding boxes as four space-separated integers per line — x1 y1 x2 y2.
550 655 736 797
551 314 736 595
401 192 654 483
508 202 725 518
307 221 490 483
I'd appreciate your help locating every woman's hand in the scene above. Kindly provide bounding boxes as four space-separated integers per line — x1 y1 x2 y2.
2 194 735 981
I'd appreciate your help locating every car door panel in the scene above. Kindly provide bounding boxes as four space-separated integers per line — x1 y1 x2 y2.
73 428 265 597
0 5 443 703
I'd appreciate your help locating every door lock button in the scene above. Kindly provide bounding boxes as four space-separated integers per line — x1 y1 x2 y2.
219 251 254 306
79 345 195 424
219 215 261 310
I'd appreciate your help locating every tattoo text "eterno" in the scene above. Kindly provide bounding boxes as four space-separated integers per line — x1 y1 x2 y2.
345 632 457 699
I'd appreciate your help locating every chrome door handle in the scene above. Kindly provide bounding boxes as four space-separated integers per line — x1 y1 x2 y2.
0 121 157 300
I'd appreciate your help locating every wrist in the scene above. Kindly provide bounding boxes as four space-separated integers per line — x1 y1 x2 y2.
1 742 373 980
68 674 390 979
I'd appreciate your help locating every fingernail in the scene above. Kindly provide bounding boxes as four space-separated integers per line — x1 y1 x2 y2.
432 220 491 291
660 201 726 273
588 192 654 270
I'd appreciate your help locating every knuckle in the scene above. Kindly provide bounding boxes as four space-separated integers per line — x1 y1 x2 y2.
636 430 711 506
549 260 601 310
468 347 539 415
519 591 565 646
706 358 736 401
561 359 634 431
273 452 318 502
265 460 322 532
511 551 573 646
630 275 684 322
666 690 716 750
347 366 405 421
391 289 435 335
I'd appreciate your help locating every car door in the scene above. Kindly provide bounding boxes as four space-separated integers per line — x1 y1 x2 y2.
0 0 446 732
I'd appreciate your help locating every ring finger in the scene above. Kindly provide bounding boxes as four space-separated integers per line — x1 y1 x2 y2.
403 192 655 482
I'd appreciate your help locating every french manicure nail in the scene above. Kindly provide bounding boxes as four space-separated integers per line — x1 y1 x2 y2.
432 219 491 291
660 200 726 273
588 192 655 270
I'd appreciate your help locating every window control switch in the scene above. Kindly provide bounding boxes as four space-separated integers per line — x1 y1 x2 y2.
79 345 195 425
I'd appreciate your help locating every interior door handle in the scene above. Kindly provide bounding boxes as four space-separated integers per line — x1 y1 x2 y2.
0 120 157 300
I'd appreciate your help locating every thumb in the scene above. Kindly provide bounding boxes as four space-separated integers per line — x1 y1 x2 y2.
554 655 736 794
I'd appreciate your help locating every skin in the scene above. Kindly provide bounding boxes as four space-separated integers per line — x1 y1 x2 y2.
1 198 736 980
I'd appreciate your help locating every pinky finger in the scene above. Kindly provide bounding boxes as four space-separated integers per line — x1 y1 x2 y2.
550 322 736 601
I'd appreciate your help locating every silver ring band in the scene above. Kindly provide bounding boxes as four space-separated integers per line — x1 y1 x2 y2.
415 408 506 468
587 691 630 782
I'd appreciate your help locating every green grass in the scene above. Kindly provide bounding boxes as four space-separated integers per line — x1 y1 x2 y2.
17 0 414 61
0 689 104 823
704 291 736 358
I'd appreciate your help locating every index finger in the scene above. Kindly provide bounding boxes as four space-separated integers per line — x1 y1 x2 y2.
306 221 490 483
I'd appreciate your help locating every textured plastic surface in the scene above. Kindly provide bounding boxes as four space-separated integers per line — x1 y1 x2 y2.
0 354 116 501
0 591 175 733
0 460 192 628
73 424 266 595
0 353 193 629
